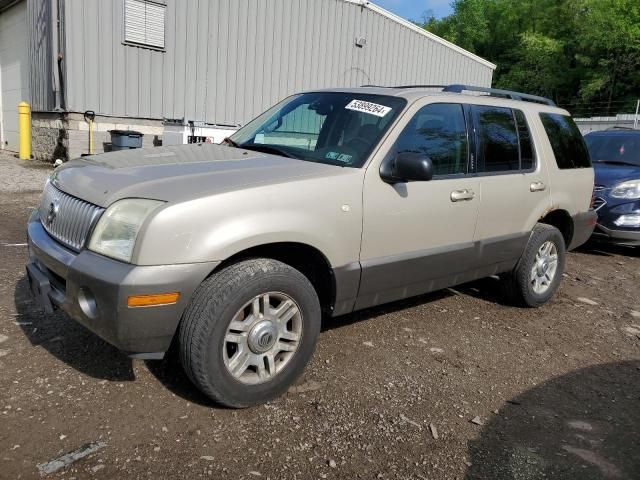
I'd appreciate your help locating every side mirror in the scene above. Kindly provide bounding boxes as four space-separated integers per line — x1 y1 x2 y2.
380 152 434 183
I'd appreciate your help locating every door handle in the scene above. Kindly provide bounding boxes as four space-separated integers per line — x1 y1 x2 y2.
530 181 547 192
451 189 475 202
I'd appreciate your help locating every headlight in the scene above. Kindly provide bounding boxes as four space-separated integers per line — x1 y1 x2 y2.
610 180 640 199
88 199 163 263
613 213 640 228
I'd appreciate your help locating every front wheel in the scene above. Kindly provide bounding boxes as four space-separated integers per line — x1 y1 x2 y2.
502 223 566 307
179 258 321 408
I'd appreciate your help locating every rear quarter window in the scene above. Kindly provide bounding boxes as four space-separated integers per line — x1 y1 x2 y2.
539 113 591 169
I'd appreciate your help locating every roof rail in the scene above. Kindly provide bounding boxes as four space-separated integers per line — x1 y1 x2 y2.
443 84 556 106
360 84 448 89
392 84 448 89
360 83 556 106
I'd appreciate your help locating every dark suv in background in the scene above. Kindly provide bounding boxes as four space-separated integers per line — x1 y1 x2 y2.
585 128 640 246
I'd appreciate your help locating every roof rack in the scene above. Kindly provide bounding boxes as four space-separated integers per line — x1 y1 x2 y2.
362 83 556 106
443 84 556 106
391 84 448 89
361 84 447 89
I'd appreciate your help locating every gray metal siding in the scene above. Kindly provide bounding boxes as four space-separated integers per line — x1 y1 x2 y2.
63 0 167 119
28 0 55 111
61 0 494 125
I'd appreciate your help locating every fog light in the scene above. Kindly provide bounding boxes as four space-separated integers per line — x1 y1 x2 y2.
127 292 180 308
78 287 98 319
613 214 640 228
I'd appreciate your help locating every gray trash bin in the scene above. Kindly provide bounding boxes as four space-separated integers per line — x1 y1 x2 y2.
109 130 143 151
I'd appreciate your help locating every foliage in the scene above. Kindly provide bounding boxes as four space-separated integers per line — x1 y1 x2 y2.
418 0 640 116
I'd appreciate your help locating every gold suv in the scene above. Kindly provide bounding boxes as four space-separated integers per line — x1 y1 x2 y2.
26 85 596 407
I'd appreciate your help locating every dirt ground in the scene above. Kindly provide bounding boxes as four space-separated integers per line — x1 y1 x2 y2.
0 154 639 479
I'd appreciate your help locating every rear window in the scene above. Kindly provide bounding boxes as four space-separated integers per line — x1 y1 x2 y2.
539 113 591 169
584 133 640 167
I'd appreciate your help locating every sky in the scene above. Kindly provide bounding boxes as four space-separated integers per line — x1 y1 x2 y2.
372 0 453 21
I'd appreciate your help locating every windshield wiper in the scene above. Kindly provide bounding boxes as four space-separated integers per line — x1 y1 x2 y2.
241 144 298 159
594 160 639 167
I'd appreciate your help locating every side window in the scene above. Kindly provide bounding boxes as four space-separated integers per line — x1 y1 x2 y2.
539 113 591 169
472 105 519 172
396 103 468 176
515 109 535 170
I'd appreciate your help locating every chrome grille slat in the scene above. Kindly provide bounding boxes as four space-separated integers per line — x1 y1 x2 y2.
60 196 69 240
593 196 606 211
79 203 92 243
62 197 72 241
76 203 87 241
39 182 104 251
67 198 81 241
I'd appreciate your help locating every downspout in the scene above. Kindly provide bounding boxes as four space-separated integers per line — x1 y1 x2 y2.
54 0 66 111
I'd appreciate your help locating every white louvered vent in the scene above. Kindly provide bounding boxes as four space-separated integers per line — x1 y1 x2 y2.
124 0 165 49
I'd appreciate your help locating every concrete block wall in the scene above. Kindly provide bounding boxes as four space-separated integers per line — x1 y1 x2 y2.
31 112 164 162
31 113 69 162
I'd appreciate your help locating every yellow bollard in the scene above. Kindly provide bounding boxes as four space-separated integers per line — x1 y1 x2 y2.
18 101 31 160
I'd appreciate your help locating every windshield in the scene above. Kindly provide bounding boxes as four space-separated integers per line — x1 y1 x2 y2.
229 92 407 167
585 133 640 166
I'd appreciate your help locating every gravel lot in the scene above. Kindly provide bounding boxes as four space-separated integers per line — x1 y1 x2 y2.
1 152 639 479
0 151 52 193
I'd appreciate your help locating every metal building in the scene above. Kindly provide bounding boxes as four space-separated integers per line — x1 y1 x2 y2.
0 0 495 160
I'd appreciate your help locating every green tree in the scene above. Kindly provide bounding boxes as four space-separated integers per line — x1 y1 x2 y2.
496 33 565 101
575 0 640 113
417 0 640 115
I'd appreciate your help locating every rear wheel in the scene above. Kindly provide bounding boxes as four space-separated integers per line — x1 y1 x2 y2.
179 258 321 407
502 223 566 307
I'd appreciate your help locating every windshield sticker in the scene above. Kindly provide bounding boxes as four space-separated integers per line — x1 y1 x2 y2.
254 133 265 144
325 151 353 163
345 99 392 117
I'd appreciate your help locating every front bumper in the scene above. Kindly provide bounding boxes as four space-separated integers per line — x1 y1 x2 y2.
591 198 640 246
591 224 640 246
26 216 218 357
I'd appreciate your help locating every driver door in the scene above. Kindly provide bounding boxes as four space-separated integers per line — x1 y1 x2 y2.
357 101 481 309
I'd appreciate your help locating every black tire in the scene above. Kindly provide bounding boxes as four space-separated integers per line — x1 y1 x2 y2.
502 223 566 308
179 258 321 408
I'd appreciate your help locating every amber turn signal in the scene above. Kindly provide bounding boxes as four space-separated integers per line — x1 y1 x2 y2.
127 292 180 308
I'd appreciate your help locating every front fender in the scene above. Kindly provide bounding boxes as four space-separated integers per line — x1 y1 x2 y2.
132 176 363 268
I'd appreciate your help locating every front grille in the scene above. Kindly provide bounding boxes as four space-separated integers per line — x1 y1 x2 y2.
593 185 606 193
39 182 104 251
592 196 606 211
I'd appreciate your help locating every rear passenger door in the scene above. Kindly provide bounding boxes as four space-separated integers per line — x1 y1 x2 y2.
471 105 552 268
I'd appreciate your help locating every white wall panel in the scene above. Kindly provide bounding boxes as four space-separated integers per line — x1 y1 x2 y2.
1 0 29 151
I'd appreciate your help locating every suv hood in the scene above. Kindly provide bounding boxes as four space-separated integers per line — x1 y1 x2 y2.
593 162 640 187
51 144 349 207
